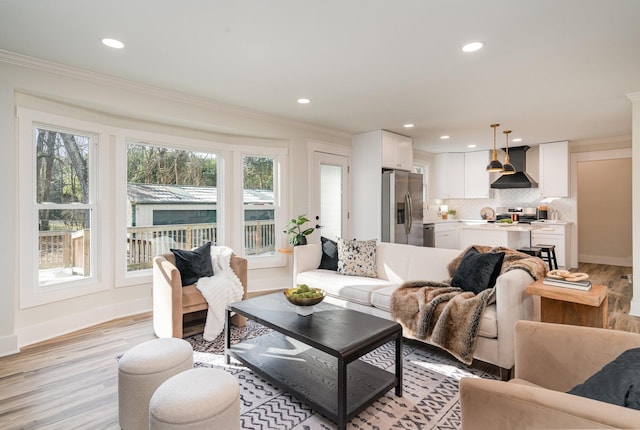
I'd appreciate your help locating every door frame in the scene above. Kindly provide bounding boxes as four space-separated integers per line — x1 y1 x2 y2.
307 140 352 242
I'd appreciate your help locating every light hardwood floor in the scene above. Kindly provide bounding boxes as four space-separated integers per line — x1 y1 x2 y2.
0 313 156 430
0 264 636 429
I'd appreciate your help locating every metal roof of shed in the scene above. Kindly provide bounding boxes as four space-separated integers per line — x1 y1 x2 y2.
127 184 273 205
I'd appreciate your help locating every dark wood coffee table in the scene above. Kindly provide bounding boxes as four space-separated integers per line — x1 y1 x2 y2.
225 293 402 430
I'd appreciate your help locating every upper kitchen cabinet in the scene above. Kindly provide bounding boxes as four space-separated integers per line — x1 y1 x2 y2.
464 150 491 198
433 153 465 199
433 151 490 199
539 141 569 197
380 130 414 170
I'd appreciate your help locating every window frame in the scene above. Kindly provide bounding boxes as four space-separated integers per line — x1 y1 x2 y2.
233 146 288 269
17 108 109 309
114 132 228 287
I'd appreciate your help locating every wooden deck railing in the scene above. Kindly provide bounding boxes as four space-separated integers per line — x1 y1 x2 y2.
39 221 277 272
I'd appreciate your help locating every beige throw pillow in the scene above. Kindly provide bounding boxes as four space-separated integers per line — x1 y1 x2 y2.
337 238 377 278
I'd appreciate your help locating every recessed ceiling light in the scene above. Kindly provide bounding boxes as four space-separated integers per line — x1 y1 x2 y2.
101 38 125 49
512 138 523 142
297 98 310 104
462 41 483 53
403 123 414 128
440 135 450 140
467 144 477 148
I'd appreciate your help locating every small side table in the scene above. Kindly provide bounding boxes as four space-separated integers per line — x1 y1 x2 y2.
526 280 608 328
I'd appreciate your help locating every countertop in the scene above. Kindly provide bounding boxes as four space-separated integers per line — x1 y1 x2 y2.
459 223 536 232
530 220 572 225
423 218 484 224
424 219 572 227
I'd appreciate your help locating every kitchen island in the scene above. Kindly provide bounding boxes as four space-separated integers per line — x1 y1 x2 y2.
459 223 533 250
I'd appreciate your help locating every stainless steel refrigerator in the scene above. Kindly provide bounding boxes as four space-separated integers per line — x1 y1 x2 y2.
381 170 424 246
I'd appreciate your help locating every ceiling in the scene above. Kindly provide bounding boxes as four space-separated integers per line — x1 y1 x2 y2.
1 0 639 153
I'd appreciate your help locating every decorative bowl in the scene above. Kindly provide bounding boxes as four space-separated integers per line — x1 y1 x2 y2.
283 287 326 306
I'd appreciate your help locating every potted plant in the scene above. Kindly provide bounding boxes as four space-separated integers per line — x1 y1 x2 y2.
283 214 315 246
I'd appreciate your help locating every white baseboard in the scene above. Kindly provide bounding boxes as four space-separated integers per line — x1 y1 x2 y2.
0 334 19 358
16 297 152 348
578 253 632 267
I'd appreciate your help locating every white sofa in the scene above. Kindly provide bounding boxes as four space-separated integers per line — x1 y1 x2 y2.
293 242 539 375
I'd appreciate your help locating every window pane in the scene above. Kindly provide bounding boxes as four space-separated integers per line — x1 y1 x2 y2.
320 164 342 241
35 128 90 204
34 125 94 288
126 143 218 272
243 156 275 256
38 209 91 286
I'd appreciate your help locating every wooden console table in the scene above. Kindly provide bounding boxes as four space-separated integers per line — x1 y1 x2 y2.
526 280 608 328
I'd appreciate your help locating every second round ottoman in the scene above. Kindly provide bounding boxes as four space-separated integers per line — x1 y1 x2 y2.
149 367 241 430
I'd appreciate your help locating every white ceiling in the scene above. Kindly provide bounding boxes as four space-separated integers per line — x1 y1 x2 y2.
1 0 639 153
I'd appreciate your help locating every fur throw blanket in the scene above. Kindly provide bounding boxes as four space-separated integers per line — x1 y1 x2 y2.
390 245 548 365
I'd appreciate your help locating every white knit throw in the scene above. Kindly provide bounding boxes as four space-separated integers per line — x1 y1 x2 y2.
196 246 244 341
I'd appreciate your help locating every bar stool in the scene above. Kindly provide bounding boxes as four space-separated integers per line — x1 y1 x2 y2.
516 246 542 258
534 244 558 270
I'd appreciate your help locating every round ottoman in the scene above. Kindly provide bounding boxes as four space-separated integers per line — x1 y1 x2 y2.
149 367 240 430
118 338 193 430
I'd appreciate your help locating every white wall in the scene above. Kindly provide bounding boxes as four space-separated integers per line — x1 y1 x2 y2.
0 55 350 355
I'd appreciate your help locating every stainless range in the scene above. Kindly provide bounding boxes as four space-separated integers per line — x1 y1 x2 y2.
495 207 539 224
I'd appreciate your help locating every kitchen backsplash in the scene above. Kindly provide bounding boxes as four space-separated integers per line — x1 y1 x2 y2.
426 188 574 221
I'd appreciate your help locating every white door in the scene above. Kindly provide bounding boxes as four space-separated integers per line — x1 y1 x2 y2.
310 151 350 242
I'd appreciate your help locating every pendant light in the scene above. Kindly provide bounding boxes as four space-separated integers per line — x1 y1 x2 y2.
502 129 516 175
486 123 504 172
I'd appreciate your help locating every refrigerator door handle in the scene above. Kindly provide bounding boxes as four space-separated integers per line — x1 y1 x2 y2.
405 192 412 234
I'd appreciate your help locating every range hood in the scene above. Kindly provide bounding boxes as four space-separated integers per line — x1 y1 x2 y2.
491 146 538 189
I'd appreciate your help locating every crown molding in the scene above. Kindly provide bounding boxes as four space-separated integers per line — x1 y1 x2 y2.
0 49 351 140
627 91 640 102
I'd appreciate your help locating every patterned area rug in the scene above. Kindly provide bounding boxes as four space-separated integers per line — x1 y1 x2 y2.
186 321 496 430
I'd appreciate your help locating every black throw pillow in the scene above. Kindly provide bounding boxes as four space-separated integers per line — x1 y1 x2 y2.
451 247 505 294
170 242 214 286
318 236 339 271
568 347 640 410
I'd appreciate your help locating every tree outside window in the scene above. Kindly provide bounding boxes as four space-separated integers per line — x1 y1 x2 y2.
35 126 94 286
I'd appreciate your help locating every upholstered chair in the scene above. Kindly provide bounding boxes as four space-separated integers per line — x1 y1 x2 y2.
460 320 640 429
152 252 247 338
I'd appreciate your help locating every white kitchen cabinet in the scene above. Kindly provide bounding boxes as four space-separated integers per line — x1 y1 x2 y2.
435 223 460 249
531 223 571 269
381 130 413 170
539 141 569 197
464 151 491 198
460 225 530 250
433 153 465 199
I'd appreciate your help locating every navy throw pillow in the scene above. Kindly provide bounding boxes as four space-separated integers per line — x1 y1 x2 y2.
318 236 339 271
568 347 640 410
170 242 214 286
451 247 505 294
